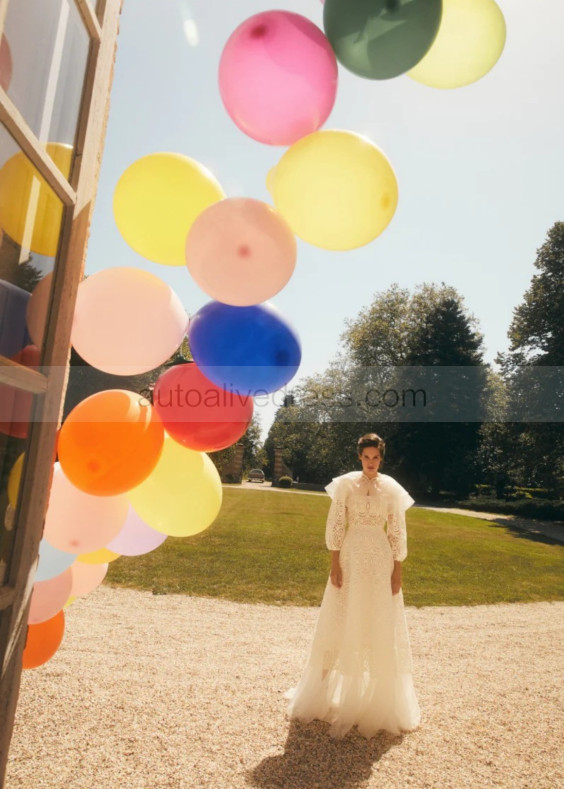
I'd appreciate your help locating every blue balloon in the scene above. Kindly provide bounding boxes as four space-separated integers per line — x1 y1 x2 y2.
0 280 31 357
34 538 77 582
188 301 301 395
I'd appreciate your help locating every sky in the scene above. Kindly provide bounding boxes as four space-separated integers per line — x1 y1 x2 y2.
86 0 564 438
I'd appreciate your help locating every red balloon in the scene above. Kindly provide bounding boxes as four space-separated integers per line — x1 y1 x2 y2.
153 362 253 451
0 344 41 438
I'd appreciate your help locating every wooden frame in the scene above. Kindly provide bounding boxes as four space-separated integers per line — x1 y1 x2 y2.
0 0 122 783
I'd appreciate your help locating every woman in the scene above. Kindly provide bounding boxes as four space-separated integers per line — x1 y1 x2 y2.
287 433 420 739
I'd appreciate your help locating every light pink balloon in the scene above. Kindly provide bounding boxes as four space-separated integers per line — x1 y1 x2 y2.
185 198 297 306
43 465 129 554
28 567 73 624
70 561 108 597
71 267 189 374
219 11 338 145
26 272 53 347
106 505 167 556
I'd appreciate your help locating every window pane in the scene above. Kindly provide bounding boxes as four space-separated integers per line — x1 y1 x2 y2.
3 0 90 177
0 125 62 364
0 434 27 587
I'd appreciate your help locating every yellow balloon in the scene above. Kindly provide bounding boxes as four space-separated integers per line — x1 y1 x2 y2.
407 0 506 89
267 130 398 251
113 152 225 266
8 453 24 508
0 142 72 256
78 548 120 564
128 434 223 537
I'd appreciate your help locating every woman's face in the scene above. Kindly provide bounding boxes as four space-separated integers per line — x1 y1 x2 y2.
359 447 382 478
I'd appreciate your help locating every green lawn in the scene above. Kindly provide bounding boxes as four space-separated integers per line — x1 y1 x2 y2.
106 488 564 607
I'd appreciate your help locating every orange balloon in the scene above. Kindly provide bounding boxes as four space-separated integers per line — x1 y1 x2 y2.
58 390 164 496
22 610 65 669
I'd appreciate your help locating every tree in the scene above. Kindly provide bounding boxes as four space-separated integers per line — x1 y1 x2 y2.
265 283 489 495
391 294 486 496
342 284 487 496
494 222 564 493
239 414 265 471
507 221 564 365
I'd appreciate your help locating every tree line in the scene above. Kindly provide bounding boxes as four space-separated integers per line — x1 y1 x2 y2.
264 222 564 501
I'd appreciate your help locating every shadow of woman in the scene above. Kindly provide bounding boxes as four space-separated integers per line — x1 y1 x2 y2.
248 719 402 789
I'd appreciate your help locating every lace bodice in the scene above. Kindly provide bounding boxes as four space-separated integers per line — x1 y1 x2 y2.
324 472 412 561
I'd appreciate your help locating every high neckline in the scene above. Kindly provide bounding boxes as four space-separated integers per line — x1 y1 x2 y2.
361 472 379 483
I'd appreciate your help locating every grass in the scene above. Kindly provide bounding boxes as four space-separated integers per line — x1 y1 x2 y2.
106 488 564 607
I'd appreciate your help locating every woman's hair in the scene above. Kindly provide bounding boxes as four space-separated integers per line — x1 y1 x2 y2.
357 433 386 459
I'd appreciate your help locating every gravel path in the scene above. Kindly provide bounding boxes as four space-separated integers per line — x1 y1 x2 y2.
6 588 564 789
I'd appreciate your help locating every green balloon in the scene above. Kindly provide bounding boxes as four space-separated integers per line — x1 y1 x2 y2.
323 0 443 80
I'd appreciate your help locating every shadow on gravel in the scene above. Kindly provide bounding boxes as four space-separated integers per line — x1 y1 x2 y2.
248 719 402 789
488 517 563 547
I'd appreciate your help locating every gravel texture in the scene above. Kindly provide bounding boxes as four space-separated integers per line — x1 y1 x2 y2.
6 587 564 789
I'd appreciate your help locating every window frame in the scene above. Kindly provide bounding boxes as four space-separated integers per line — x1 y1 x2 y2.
0 0 122 780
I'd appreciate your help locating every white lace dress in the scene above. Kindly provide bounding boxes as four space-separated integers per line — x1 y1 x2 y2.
287 471 421 739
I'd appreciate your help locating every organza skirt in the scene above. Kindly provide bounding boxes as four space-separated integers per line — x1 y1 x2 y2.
287 524 420 739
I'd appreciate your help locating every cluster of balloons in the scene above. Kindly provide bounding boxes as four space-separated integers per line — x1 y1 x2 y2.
214 0 506 250
20 140 305 671
113 152 303 393
11 0 507 669
17 374 234 667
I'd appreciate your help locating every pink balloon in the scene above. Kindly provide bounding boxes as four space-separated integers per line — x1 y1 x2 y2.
26 272 53 348
71 267 189 374
70 561 108 597
28 567 73 624
43 465 129 554
185 198 297 306
106 506 167 556
219 11 338 145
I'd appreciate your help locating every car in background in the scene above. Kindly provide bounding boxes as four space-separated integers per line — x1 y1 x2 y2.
247 469 265 483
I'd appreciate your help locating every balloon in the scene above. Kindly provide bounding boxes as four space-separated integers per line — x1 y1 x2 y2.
153 362 253 451
407 0 506 89
78 548 120 564
106 505 167 556
128 435 223 537
70 561 108 597
7 453 24 508
28 567 73 624
0 35 13 91
0 279 31 357
185 198 297 306
113 152 225 266
323 0 442 79
267 129 398 250
4 504 15 531
71 267 189 375
35 539 77 583
0 142 72 256
0 344 41 439
189 301 301 395
22 610 65 669
26 272 53 348
43 465 128 554
58 390 164 496
219 11 338 145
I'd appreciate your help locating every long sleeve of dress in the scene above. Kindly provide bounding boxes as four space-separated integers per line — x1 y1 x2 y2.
325 483 347 550
386 500 408 562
